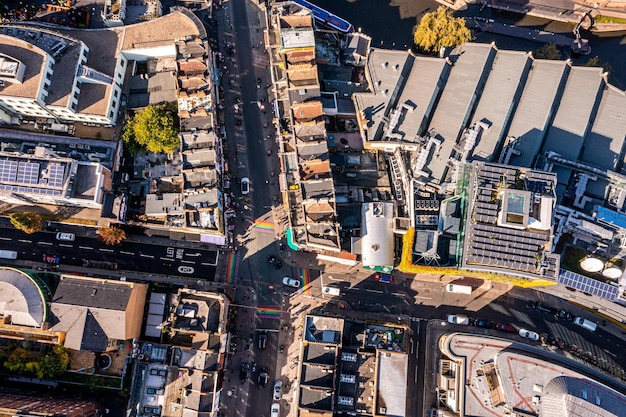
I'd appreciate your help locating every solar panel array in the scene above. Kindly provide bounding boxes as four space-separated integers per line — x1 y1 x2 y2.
0 184 62 195
0 160 18 182
16 161 40 184
48 164 65 187
558 269 619 301
0 158 67 196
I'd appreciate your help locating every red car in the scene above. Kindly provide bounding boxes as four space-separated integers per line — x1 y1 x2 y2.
374 273 393 283
495 323 516 333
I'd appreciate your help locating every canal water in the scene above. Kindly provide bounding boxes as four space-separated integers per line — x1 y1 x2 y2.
312 0 626 87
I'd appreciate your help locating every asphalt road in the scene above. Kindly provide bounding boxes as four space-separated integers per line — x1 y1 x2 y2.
0 226 218 279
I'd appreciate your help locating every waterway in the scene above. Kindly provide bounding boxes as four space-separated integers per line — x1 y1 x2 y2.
312 0 626 87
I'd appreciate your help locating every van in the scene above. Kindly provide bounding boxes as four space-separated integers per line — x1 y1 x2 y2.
445 284 472 295
574 317 597 332
322 286 341 296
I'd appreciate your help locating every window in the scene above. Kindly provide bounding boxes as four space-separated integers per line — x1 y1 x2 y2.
46 72 52 80
117 73 122 79
112 100 117 108
74 92 79 100
120 60 125 67
71 102 77 111
109 111 114 118
114 90 118 98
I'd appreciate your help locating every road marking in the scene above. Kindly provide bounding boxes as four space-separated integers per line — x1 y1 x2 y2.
160 257 174 261
410 338 414 355
201 262 214 266
0 237 11 241
18 239 32 243
366 289 383 294
140 254 155 258
99 248 114 253
415 366 418 383
414 295 432 300
181 260 196 265
120 251 135 255
392 292 405 297
59 244 73 248
38 241 53 245
79 246 93 250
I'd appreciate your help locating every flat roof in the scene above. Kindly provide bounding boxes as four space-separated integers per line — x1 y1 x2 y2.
0 35 46 99
360 202 395 267
426 43 495 182
506 60 567 167
541 66 604 162
470 50 530 161
376 351 407 417
581 85 626 170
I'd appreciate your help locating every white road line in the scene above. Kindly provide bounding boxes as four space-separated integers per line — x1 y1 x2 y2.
160 257 174 261
201 262 214 266
18 239 32 243
140 254 155 258
59 244 73 248
414 295 432 300
79 246 93 250
392 292 405 297
414 366 418 383
180 260 196 265
0 237 11 241
99 248 114 253
120 251 135 255
366 289 383 294
39 241 53 245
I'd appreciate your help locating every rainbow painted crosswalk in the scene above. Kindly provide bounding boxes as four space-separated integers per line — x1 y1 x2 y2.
224 251 239 284
256 305 282 319
299 268 312 295
252 219 275 234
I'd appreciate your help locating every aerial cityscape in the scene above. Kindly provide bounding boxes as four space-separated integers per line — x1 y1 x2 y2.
0 0 625 416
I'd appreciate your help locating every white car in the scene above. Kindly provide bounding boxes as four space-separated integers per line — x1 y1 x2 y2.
447 314 470 325
56 232 75 241
241 177 250 195
271 403 280 417
282 277 301 288
519 329 540 341
273 380 282 401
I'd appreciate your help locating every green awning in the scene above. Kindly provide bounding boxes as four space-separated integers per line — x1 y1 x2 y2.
286 228 300 251
363 265 393 273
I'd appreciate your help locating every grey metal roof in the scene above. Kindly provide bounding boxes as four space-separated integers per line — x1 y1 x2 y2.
581 85 626 170
540 376 626 417
507 60 568 167
426 43 496 182
360 202 395 267
470 50 531 161
542 66 604 162
0 268 46 327
52 277 132 310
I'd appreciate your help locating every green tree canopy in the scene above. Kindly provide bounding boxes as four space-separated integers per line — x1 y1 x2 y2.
9 212 43 234
122 105 179 154
413 6 473 53
534 43 561 60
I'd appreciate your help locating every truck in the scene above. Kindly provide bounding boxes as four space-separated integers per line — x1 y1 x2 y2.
0 250 17 259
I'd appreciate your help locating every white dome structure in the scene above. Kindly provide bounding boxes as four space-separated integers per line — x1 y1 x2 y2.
580 257 604 273
0 267 47 327
602 266 622 279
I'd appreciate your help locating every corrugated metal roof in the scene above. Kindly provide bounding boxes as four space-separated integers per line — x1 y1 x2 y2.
507 60 567 167
360 202 395 267
470 50 530 161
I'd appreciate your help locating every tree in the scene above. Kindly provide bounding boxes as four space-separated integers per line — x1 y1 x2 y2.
9 212 43 234
534 43 561 60
98 226 127 245
4 348 34 373
585 56 600 67
122 105 179 154
413 6 473 54
38 345 69 379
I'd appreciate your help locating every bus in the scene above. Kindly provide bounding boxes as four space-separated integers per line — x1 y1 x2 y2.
0 250 18 259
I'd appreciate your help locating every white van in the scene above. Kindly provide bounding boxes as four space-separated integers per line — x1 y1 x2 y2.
322 286 341 296
574 317 597 332
445 284 472 295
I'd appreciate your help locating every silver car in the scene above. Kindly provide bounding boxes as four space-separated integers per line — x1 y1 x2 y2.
273 380 282 401
282 277 301 288
519 329 539 341
271 403 280 417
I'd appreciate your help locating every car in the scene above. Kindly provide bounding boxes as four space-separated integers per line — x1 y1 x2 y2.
267 255 282 269
240 362 250 383
241 177 250 195
273 380 282 401
282 277 301 288
519 329 540 341
374 273 393 283
447 314 470 325
258 331 267 349
271 403 280 417
258 367 268 388
555 309 573 321
531 301 555 314
56 232 75 241
495 323 516 333
471 319 494 329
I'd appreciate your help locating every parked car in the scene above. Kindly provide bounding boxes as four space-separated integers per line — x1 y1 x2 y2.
531 301 555 314
273 380 282 401
56 232 75 241
374 273 393 283
445 284 472 294
241 177 250 195
519 329 540 340
495 323 516 333
471 319 494 329
271 403 280 417
267 255 282 269
282 277 301 288
258 331 267 349
258 367 268 388
555 310 573 321
574 317 597 332
447 314 470 325
240 363 250 383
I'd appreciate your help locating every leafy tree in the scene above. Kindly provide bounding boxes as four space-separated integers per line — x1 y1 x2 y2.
413 6 473 53
585 56 600 67
98 226 127 245
534 43 561 60
122 105 179 154
4 348 35 373
9 212 43 234
38 345 69 379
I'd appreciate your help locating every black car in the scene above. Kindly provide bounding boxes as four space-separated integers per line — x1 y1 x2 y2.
258 367 268 388
531 301 556 314
267 255 282 269
258 331 267 349
471 319 494 329
240 363 250 383
555 309 573 320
